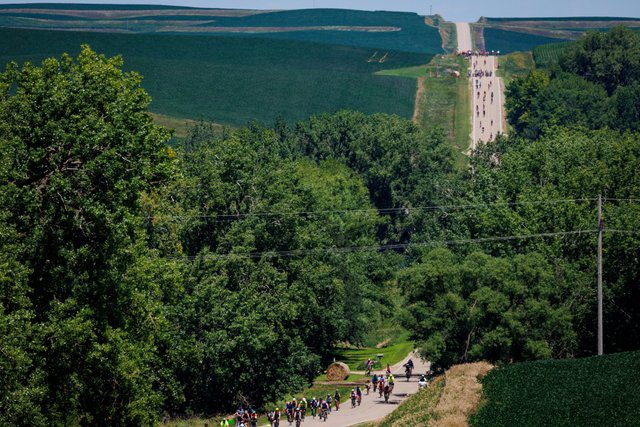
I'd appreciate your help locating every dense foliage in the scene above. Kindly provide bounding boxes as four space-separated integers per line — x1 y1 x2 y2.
0 47 456 424
2 24 640 424
507 27 640 138
0 27 429 126
471 351 640 426
401 26 640 370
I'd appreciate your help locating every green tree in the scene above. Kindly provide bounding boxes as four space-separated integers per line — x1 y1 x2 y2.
399 248 582 368
560 26 640 95
0 46 175 424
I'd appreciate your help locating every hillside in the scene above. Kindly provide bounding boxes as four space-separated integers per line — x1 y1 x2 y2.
471 351 640 426
0 5 443 54
478 16 640 52
0 27 431 125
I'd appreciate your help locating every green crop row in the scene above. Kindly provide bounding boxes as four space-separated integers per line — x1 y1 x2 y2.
0 27 431 126
533 41 573 67
483 28 570 53
0 8 444 54
471 351 640 427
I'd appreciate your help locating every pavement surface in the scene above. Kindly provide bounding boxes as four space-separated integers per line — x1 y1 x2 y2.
470 55 504 148
455 22 473 53
295 352 430 427
456 22 505 149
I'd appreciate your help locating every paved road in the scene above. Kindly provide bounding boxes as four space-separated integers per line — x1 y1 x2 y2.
456 22 505 149
470 55 504 148
297 352 430 427
455 22 472 53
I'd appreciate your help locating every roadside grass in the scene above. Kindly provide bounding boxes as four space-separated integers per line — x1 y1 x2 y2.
149 113 225 138
470 350 640 427
314 372 368 383
377 54 471 167
330 332 413 371
496 51 535 85
364 376 445 427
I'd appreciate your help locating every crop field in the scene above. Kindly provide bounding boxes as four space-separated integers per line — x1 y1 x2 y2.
497 51 535 85
471 351 640 427
532 41 573 67
0 27 432 126
479 17 640 52
0 5 444 54
483 27 570 53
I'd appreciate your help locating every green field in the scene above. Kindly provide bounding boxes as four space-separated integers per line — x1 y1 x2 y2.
0 27 432 125
471 351 640 426
532 41 573 67
0 5 444 54
330 333 413 371
385 55 470 162
496 51 535 85
483 27 570 53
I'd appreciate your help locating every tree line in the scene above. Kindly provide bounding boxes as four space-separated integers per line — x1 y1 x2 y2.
1 27 639 425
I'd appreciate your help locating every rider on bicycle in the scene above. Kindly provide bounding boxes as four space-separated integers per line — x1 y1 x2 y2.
320 399 329 419
326 394 332 413
310 397 318 418
299 398 307 418
350 389 357 408
334 390 341 411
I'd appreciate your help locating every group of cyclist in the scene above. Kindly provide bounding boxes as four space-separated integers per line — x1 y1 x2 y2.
262 359 418 426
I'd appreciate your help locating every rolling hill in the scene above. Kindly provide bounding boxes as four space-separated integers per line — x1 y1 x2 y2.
0 4 444 126
479 16 640 52
0 27 431 126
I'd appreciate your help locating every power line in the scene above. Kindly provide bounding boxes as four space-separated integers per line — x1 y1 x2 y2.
146 198 597 222
603 198 640 203
167 229 599 261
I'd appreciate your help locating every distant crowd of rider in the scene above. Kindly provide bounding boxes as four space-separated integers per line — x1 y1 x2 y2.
459 49 501 57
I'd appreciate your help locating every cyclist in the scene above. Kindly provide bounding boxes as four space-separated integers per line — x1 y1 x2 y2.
285 401 293 423
320 399 329 421
310 397 318 418
299 397 307 419
249 409 258 427
356 386 362 406
326 394 332 413
372 373 379 390
334 389 341 411
272 408 281 427
350 389 357 408
294 407 302 427
388 373 395 392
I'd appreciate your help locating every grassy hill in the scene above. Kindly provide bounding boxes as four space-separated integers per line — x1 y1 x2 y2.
0 5 443 54
483 27 570 53
471 351 640 426
479 17 640 53
0 27 431 125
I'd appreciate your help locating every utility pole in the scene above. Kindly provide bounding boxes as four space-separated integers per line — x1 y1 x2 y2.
597 194 603 355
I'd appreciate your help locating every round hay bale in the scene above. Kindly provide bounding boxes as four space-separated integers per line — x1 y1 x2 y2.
326 362 350 381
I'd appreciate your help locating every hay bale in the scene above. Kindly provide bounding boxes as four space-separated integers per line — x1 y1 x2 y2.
326 362 350 381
